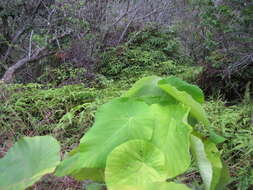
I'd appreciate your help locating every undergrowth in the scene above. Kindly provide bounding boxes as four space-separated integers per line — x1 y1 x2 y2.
197 98 253 190
0 83 121 151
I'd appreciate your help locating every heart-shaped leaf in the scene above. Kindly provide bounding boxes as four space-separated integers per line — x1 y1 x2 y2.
143 182 192 190
161 77 205 103
109 182 192 190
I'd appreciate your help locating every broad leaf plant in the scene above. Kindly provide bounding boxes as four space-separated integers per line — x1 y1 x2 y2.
0 76 230 190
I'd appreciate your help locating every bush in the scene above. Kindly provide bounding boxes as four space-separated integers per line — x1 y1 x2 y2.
100 46 166 78
38 65 87 86
99 28 198 81
129 27 180 56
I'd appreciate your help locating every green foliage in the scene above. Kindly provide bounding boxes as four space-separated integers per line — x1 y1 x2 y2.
100 46 200 81
150 103 192 178
160 76 205 103
99 28 197 81
32 34 49 47
191 135 226 190
0 136 60 190
0 83 99 148
123 76 169 104
187 0 244 61
129 28 180 56
0 83 95 122
86 183 105 190
125 182 192 190
5 76 250 189
197 98 253 189
38 64 87 86
55 76 229 190
100 46 167 77
56 98 155 179
159 78 209 126
185 0 253 99
0 0 24 17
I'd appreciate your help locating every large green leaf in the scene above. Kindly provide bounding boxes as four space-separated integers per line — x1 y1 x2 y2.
56 152 105 182
158 79 210 126
143 182 192 190
56 98 155 178
124 76 173 104
158 77 225 144
105 140 167 190
0 136 60 190
150 103 192 178
215 161 230 189
86 183 105 190
161 77 205 103
190 135 229 190
110 182 192 190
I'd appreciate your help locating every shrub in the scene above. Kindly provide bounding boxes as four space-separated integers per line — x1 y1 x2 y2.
129 27 180 56
99 28 185 79
37 64 87 87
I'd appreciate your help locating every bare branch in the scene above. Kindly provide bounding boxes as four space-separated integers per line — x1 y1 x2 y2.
28 30 34 58
1 47 48 83
1 32 72 83
224 53 253 78
117 8 140 45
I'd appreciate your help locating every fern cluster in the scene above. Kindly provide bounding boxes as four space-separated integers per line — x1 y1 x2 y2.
0 84 96 144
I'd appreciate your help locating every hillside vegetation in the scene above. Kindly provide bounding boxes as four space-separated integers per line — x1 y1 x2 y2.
0 0 252 190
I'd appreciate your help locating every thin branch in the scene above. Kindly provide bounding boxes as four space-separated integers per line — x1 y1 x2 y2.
28 30 34 58
117 8 140 45
224 52 253 78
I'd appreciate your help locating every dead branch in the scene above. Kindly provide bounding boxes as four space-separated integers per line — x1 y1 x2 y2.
117 8 140 45
1 32 72 83
1 47 48 83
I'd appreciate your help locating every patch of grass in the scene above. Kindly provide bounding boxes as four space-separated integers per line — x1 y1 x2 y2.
37 64 87 86
196 97 253 190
